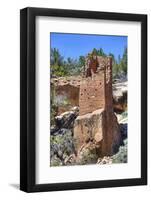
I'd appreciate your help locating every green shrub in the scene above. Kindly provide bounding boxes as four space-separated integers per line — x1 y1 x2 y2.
112 139 127 163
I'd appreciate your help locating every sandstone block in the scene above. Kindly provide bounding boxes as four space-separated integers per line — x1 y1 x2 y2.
74 108 121 157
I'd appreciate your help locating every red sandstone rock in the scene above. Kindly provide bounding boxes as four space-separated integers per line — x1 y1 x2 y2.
74 108 121 157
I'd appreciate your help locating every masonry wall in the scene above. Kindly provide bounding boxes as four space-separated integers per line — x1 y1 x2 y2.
79 72 105 115
79 56 112 116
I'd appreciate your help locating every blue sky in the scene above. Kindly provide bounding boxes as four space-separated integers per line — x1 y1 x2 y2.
50 33 127 61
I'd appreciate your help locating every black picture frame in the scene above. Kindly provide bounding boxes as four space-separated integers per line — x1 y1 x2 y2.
20 7 147 192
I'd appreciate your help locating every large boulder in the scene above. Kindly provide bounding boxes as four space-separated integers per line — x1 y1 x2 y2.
54 107 79 130
73 109 121 162
113 81 127 113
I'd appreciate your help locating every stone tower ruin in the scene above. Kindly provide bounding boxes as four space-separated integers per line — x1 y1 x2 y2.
79 56 112 115
74 54 121 158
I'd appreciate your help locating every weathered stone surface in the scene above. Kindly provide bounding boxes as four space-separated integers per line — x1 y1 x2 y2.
74 108 121 157
73 55 121 159
79 56 112 115
74 109 104 149
97 156 113 165
51 76 81 114
56 84 79 106
55 108 79 130
113 81 127 113
79 75 105 115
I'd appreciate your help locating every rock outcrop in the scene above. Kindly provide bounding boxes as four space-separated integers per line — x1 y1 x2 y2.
97 156 113 165
113 81 127 113
55 107 79 130
74 108 121 162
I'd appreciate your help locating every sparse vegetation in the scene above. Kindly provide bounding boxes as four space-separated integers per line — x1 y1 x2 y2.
77 146 98 165
112 139 127 163
50 129 75 166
